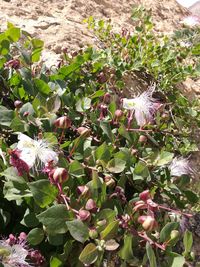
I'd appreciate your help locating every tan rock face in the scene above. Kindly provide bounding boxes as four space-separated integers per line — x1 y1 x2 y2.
0 0 190 52
189 1 200 16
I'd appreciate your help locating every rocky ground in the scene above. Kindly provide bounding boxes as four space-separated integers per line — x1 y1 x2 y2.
0 0 190 52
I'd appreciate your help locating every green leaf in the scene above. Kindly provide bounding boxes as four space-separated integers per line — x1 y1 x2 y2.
69 160 85 177
76 97 91 112
95 209 116 224
66 219 89 243
100 121 114 142
34 79 51 95
171 256 185 267
183 230 193 255
31 47 43 62
100 220 119 241
37 204 71 234
21 212 39 227
6 27 20 42
160 222 179 242
0 106 14 127
184 190 199 204
50 256 63 267
1 168 31 201
10 117 26 132
119 234 134 260
0 38 10 55
107 158 126 173
29 180 58 208
153 151 174 166
48 234 64 246
134 161 149 177
146 242 157 267
27 228 44 245
32 38 44 48
90 90 105 99
95 142 111 162
79 243 98 265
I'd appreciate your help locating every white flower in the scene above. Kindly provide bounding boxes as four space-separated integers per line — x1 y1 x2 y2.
180 41 192 48
181 15 200 27
169 157 193 177
122 88 159 127
0 241 30 267
16 133 58 169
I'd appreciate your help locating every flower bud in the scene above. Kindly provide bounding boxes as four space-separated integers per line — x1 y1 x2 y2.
5 59 20 69
49 168 68 184
104 175 115 187
7 234 17 245
139 190 150 201
89 227 98 239
14 100 23 109
97 72 107 84
114 109 123 119
133 200 147 212
138 135 147 143
170 230 179 240
85 199 97 213
54 116 71 129
103 92 111 104
77 127 91 137
78 210 91 221
131 148 138 156
77 185 89 196
138 215 157 231
23 111 29 117
18 232 27 242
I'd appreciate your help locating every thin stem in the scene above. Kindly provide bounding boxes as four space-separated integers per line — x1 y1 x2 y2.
57 183 69 210
127 128 153 132
59 129 65 144
158 205 193 218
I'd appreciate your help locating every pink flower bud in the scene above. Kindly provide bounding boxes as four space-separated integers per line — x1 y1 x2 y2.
85 199 97 213
49 168 68 184
14 100 23 109
77 127 91 136
77 185 89 196
114 109 123 119
138 135 147 143
78 210 91 221
133 200 147 212
5 59 20 69
139 190 151 201
131 148 138 156
103 92 111 104
97 72 107 84
104 175 115 187
7 234 17 245
23 111 29 117
138 215 157 231
54 116 72 129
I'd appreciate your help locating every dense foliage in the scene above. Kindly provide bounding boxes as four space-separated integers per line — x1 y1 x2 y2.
0 7 200 267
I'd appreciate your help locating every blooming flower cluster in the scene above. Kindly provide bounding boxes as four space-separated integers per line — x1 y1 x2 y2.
0 232 45 267
122 87 161 127
10 133 58 174
169 157 194 177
